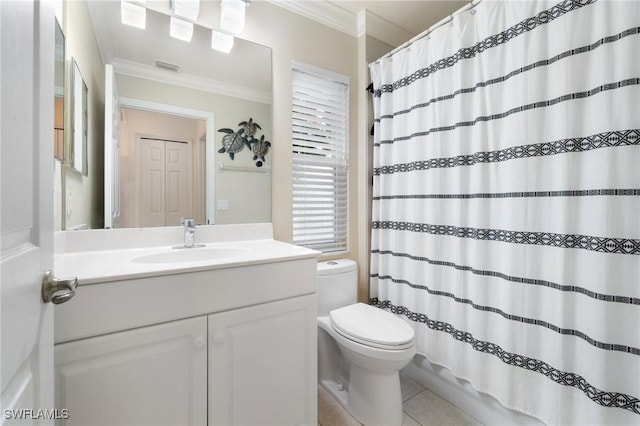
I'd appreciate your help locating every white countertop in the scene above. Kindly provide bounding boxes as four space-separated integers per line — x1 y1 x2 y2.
55 239 318 285
54 224 319 285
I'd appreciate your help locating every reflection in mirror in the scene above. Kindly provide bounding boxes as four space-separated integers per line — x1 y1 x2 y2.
54 20 65 161
60 0 272 230
54 19 65 232
118 106 208 228
70 59 88 176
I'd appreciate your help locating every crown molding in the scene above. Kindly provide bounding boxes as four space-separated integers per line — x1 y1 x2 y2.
111 58 271 105
265 0 356 36
361 9 414 47
266 0 412 48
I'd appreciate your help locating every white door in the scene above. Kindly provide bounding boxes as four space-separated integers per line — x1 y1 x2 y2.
139 138 191 227
104 64 121 229
165 140 192 226
139 138 166 227
1 0 58 421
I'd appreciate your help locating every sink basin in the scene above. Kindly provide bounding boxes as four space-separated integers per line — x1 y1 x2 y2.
132 247 247 264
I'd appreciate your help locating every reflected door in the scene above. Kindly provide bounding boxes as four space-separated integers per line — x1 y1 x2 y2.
139 137 192 227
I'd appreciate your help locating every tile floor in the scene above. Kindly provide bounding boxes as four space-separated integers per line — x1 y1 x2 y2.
318 373 483 426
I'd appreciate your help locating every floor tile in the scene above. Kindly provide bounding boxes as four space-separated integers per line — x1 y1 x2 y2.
403 388 483 426
318 380 483 426
400 373 426 402
402 412 422 426
318 385 362 426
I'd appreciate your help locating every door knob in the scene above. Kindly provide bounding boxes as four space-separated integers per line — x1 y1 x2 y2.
42 270 78 304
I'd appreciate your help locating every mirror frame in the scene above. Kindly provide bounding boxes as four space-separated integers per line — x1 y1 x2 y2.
69 58 88 176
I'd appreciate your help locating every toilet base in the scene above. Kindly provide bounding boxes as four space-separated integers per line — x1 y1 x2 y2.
320 378 349 406
321 366 404 426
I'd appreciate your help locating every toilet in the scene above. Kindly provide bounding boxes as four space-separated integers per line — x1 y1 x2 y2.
317 259 416 426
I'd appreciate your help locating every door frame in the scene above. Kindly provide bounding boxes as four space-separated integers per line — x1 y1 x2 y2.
119 97 215 225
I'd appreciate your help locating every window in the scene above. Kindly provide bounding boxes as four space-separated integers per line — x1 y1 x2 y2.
292 62 349 253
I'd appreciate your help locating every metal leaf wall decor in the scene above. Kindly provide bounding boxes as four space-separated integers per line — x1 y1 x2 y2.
218 118 271 167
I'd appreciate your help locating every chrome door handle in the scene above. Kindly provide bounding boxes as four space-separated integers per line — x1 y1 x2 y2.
42 270 78 304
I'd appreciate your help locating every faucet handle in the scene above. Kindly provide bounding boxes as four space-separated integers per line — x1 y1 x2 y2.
183 218 195 227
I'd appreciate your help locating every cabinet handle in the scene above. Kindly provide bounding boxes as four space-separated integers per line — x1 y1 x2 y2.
213 332 225 344
42 270 78 304
193 337 206 349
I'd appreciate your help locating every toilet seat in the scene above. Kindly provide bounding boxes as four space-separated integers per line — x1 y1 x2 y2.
329 303 414 350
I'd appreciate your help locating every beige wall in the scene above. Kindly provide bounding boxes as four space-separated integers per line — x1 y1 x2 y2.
63 0 105 229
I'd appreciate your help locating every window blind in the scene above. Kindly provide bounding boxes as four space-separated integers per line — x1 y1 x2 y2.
291 62 349 253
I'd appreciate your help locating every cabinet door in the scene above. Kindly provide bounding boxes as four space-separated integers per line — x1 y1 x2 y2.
209 294 317 426
55 317 207 426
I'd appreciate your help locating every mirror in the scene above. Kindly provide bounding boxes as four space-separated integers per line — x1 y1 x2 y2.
54 20 65 161
69 59 88 175
54 19 65 232
60 0 272 230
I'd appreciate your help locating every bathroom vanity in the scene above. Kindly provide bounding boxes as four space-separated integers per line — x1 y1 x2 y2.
53 224 319 426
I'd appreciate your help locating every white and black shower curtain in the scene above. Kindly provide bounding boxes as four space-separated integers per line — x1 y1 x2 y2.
369 0 639 424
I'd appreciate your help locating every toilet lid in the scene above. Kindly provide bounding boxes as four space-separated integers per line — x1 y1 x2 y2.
329 303 414 350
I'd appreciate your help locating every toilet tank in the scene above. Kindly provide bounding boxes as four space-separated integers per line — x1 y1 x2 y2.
317 259 357 316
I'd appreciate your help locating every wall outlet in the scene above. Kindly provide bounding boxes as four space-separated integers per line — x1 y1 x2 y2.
216 199 229 211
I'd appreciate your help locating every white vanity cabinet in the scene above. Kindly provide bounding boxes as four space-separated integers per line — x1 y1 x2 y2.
54 317 208 426
54 294 317 426
208 294 316 425
53 245 319 426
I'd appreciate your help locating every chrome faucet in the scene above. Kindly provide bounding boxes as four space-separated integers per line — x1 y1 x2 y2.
182 218 196 248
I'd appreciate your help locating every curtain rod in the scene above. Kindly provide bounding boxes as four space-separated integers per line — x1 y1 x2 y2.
374 0 484 63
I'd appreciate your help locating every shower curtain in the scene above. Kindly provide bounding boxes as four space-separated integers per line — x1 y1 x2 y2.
369 1 639 424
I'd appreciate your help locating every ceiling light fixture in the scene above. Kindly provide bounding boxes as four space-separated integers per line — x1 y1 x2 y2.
170 16 193 42
220 0 248 34
211 30 234 54
121 0 146 29
171 0 200 21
